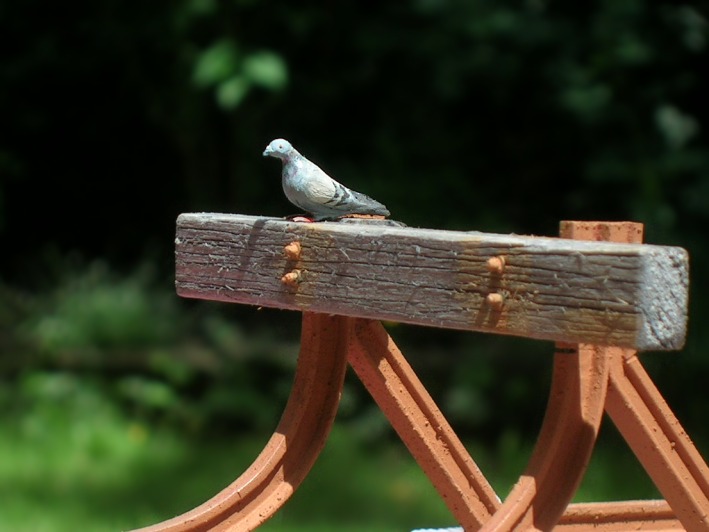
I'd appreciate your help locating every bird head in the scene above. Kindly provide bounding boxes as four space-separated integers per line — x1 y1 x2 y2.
263 138 295 160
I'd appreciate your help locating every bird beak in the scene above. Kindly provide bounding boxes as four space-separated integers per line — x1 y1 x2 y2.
262 147 272 157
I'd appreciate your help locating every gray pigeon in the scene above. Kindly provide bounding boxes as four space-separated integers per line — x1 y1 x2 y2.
263 138 390 221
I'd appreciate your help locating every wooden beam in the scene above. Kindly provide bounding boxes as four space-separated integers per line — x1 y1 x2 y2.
175 213 689 351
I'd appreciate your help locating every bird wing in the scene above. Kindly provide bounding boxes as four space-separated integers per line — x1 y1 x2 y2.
284 155 389 219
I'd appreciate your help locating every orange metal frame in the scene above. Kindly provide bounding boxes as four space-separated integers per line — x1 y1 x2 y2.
135 221 709 531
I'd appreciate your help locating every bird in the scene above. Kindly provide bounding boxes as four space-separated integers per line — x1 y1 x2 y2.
263 138 390 221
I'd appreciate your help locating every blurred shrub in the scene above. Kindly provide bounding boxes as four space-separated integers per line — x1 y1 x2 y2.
28 262 178 354
1 260 300 435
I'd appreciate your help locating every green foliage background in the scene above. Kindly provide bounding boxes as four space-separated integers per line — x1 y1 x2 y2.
1 1 708 530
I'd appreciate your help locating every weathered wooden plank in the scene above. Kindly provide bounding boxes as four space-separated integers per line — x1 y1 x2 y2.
175 213 689 350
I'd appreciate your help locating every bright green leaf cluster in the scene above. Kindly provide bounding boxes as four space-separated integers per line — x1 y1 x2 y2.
192 40 288 109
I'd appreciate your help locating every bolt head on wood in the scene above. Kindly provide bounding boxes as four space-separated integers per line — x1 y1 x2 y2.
284 241 302 260
281 270 302 286
487 256 506 274
486 293 504 310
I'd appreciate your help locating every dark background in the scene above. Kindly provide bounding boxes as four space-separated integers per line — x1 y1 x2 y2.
1 1 708 529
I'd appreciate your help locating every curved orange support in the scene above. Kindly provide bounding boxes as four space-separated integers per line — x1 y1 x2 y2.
479 344 610 531
133 312 350 532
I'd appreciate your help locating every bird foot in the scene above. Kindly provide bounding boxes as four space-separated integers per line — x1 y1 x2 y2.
284 214 316 223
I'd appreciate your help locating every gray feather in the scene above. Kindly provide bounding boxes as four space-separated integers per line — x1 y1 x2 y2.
263 138 390 221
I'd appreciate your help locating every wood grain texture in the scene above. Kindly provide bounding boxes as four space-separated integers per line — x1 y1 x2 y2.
175 213 689 350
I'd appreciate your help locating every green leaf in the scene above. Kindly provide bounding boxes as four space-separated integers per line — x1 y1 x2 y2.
655 104 699 149
188 0 217 16
216 75 251 109
118 376 180 410
242 51 288 90
192 39 239 88
560 84 612 122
